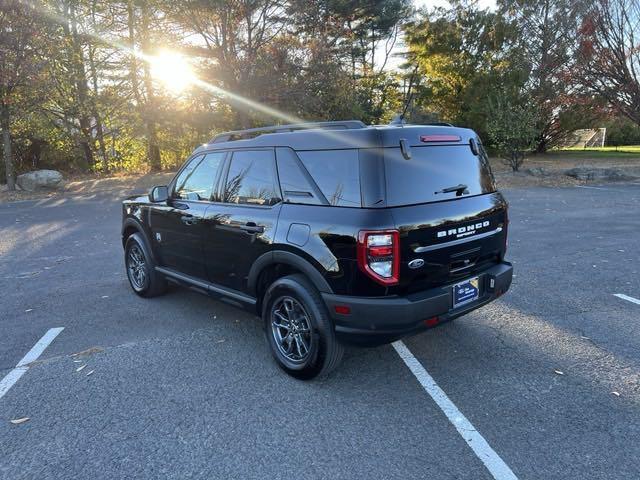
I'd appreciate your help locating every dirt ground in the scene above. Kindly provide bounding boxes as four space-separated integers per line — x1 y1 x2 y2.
493 153 640 188
0 171 176 204
2 153 639 204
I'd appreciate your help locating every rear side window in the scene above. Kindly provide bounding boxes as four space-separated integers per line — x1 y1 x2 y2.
222 150 281 206
297 150 361 207
174 153 224 201
384 146 496 207
275 148 323 205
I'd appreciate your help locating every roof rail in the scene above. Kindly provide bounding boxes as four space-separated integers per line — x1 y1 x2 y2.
425 122 454 127
209 120 367 144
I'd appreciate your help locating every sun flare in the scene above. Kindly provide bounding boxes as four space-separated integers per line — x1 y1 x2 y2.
149 51 195 93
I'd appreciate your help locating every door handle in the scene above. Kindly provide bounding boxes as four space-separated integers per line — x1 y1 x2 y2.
172 201 189 210
239 222 264 234
181 216 199 225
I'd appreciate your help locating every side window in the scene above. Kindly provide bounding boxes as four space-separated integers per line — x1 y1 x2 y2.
222 150 281 206
297 149 361 207
173 155 203 198
275 148 323 205
174 152 225 201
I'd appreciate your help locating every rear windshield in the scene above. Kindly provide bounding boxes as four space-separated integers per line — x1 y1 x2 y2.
384 145 496 207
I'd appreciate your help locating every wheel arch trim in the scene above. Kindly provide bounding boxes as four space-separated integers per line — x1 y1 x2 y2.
248 250 333 296
122 218 158 263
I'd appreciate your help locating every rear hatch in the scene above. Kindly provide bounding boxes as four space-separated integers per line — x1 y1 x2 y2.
383 140 508 294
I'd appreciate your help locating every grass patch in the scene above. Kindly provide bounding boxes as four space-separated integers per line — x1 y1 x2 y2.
557 146 640 156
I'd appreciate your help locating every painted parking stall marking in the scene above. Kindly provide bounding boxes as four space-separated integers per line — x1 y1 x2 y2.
0 327 64 400
613 293 640 306
393 340 519 480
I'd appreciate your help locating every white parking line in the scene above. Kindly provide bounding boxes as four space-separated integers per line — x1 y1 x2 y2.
393 341 518 480
613 293 640 306
576 185 610 190
0 327 64 400
576 184 640 192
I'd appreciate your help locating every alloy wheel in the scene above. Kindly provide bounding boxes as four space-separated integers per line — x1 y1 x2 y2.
271 296 313 364
127 244 147 290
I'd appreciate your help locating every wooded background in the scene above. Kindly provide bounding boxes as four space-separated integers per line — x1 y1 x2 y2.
2 0 640 189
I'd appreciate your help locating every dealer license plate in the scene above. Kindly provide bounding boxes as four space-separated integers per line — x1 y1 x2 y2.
452 276 480 308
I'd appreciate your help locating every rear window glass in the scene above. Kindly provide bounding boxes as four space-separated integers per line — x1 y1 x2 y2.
276 148 323 205
297 150 361 207
384 145 496 207
223 150 281 206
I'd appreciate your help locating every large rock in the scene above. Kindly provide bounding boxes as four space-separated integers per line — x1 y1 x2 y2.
16 170 64 191
525 167 547 177
564 167 635 182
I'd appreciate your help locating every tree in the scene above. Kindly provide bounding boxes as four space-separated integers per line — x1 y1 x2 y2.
404 1 519 135
167 0 290 128
486 88 539 171
40 0 115 172
343 0 413 123
576 0 640 127
0 1 50 190
0 0 413 178
499 0 590 152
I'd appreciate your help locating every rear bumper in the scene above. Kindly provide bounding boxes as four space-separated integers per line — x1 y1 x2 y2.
322 261 513 346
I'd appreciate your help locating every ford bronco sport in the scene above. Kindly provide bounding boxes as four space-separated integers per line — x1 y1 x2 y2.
121 120 512 379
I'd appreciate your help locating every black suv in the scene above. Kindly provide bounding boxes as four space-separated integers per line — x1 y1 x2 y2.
121 120 512 379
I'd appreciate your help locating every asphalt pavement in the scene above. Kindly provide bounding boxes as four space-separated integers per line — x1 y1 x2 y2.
1 182 639 479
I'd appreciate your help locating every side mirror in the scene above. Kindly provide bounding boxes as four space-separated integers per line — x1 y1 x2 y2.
149 185 168 203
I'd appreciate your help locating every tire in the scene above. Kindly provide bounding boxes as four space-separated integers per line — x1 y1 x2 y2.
124 232 167 298
262 274 344 380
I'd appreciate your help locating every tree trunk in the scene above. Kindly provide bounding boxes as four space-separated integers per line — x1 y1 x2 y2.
65 0 94 171
535 135 547 154
94 112 108 172
142 68 161 172
79 138 93 170
127 0 140 103
140 0 161 172
87 8 108 173
127 0 160 171
1 105 15 191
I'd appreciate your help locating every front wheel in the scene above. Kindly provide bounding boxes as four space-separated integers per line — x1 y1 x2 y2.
263 274 343 380
124 233 167 298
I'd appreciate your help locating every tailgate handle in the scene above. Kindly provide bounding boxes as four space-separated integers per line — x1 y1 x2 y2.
450 258 478 273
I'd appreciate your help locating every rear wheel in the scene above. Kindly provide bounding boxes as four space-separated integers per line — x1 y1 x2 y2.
124 233 167 298
263 274 343 380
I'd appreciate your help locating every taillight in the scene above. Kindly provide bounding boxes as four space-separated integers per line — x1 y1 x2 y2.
357 230 400 286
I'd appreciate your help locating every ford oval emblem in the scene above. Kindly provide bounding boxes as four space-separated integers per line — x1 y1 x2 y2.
408 258 425 269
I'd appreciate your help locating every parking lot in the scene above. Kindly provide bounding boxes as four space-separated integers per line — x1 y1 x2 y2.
1 183 639 479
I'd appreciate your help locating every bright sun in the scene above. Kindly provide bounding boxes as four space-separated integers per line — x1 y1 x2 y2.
149 51 195 93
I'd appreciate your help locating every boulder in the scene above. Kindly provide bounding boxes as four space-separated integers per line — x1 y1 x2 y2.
525 167 547 177
16 170 64 191
564 167 635 182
